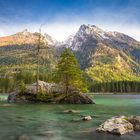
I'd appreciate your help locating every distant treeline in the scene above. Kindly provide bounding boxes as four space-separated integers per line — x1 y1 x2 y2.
90 81 140 93
1 67 140 93
1 76 140 93
0 69 53 93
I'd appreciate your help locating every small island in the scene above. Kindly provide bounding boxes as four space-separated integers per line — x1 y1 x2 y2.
7 49 94 104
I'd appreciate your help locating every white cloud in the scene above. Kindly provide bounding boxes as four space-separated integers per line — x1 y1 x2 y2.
100 24 140 41
0 1 140 42
0 21 140 42
41 23 80 41
0 21 83 41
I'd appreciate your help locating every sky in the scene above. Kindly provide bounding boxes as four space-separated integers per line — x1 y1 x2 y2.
0 0 140 41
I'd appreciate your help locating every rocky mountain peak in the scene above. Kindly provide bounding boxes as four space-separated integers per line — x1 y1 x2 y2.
16 29 31 36
21 29 28 34
78 24 104 35
65 24 107 50
44 33 58 45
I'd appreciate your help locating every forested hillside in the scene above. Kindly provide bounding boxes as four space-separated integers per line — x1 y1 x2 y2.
0 25 140 93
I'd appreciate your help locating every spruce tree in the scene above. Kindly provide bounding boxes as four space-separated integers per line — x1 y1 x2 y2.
56 48 87 94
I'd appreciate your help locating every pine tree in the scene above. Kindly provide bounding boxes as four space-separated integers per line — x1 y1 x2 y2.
56 48 87 94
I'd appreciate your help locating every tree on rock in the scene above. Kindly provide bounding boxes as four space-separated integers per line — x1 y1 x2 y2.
56 48 87 94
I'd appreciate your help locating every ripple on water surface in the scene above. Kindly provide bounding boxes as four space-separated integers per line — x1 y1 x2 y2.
0 94 140 140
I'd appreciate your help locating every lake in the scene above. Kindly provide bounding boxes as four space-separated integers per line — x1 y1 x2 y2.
0 94 140 140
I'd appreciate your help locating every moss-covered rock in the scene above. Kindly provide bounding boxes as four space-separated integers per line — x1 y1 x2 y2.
7 91 94 104
7 92 60 103
56 92 94 104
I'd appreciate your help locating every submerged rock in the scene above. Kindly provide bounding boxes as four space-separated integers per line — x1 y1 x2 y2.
63 109 79 113
18 134 29 140
96 116 134 135
0 104 14 107
37 131 55 138
37 130 61 139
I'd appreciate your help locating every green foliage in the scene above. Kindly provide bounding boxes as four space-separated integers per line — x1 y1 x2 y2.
0 77 15 93
36 93 53 102
18 81 26 93
39 67 54 82
86 64 140 83
36 93 60 102
90 81 140 93
14 70 36 84
56 48 87 93
85 63 140 93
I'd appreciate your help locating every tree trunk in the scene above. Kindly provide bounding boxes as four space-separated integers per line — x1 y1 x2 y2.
65 73 69 95
36 29 41 94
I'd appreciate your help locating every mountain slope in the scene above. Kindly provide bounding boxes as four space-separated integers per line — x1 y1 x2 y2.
0 29 58 66
64 24 140 82
0 25 140 83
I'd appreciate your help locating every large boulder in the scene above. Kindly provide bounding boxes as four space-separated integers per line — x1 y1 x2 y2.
128 116 140 131
96 116 134 135
7 92 18 103
7 92 35 103
7 91 94 104
57 92 94 104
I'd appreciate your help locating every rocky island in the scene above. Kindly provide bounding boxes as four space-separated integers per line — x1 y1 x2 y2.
7 81 94 104
7 48 95 104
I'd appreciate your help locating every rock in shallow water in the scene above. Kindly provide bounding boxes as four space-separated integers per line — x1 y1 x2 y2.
96 116 134 135
57 93 94 104
63 109 79 113
37 131 55 138
18 134 29 140
7 92 17 103
128 116 140 131
7 90 94 104
82 116 92 121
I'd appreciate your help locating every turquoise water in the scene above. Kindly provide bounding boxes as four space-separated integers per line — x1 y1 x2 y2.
0 94 140 140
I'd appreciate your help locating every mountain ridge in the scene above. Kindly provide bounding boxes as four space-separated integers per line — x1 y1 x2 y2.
0 24 140 83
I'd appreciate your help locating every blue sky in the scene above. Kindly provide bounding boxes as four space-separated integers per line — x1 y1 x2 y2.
0 0 140 41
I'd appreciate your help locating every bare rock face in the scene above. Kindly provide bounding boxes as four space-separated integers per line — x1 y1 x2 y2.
96 116 134 135
26 81 62 94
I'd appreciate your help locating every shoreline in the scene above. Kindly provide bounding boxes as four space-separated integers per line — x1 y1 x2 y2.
88 92 140 95
1 93 140 95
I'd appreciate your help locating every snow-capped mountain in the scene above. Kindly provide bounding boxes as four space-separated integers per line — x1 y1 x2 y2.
62 24 140 74
0 24 140 77
65 24 139 51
